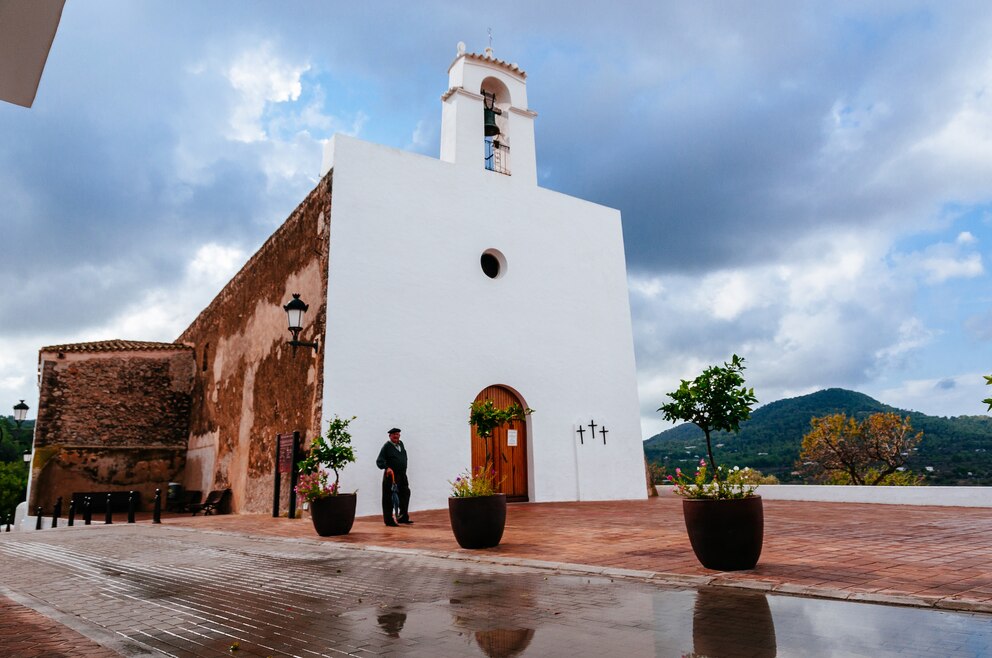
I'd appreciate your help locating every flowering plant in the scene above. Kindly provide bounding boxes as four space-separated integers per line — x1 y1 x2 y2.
296 415 356 493
667 459 759 499
295 470 340 505
449 463 503 498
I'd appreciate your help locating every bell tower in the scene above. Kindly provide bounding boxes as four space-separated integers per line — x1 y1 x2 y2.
440 42 538 185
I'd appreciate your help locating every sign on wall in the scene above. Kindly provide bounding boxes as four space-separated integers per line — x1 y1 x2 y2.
507 429 518 447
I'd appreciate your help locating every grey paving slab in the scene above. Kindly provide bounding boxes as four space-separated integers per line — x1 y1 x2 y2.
0 525 990 657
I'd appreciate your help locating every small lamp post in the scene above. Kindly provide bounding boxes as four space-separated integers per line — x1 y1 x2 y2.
13 400 28 428
283 294 319 355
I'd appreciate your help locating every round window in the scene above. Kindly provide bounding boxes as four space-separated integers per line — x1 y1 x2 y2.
480 249 506 279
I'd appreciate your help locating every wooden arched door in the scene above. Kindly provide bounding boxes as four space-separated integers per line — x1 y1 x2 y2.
471 385 529 502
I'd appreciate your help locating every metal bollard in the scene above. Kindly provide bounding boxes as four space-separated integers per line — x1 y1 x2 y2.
52 496 62 529
35 506 42 530
84 496 92 525
153 488 162 524
127 491 136 523
105 493 113 524
5 515 11 532
67 499 76 526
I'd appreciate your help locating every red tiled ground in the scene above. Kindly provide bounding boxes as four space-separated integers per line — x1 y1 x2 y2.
0 595 117 657
162 494 992 608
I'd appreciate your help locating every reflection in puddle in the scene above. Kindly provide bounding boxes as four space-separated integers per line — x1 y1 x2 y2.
692 588 776 658
377 606 407 638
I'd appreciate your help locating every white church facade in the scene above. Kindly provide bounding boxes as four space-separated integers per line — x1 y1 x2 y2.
24 44 647 518
321 45 647 516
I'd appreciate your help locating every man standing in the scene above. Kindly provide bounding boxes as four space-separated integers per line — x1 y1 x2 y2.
376 428 412 526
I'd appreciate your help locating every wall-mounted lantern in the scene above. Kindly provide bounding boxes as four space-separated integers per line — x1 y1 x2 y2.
283 294 319 355
13 399 28 428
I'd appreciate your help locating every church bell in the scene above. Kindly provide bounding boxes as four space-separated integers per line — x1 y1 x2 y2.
483 91 501 137
484 107 500 136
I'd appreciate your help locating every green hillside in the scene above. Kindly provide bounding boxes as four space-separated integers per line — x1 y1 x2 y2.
643 388 992 485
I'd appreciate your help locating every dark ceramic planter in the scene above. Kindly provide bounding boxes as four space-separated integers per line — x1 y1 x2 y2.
448 494 507 549
682 496 763 571
309 493 357 537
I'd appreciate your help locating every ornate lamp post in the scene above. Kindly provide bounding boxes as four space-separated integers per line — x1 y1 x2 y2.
283 294 319 355
13 400 28 428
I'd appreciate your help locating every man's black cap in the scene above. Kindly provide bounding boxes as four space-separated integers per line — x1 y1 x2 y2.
388 428 401 434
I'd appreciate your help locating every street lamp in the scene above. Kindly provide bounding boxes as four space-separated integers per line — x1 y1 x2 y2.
283 294 319 355
13 400 28 428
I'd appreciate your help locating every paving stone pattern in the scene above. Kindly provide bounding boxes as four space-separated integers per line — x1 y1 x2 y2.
2 524 991 657
171 496 992 612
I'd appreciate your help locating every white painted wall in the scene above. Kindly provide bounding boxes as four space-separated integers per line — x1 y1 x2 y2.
322 134 646 517
657 485 992 507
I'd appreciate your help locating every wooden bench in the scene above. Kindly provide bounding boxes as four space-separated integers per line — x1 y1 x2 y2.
190 489 231 516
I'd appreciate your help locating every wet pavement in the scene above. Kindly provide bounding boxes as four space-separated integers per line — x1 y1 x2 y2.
1 521 991 657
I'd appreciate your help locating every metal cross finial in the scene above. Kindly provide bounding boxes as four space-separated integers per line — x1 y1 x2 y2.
600 426 609 445
576 425 586 445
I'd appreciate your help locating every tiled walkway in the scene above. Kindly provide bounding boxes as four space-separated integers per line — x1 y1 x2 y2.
1 522 990 657
0 594 118 657
161 494 992 612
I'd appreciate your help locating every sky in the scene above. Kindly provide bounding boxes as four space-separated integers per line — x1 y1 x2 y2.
2 1 992 438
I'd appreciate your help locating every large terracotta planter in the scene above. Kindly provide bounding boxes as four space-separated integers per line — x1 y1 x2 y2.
448 494 507 549
309 493 357 537
682 496 763 571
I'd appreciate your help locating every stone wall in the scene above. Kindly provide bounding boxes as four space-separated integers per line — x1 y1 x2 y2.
178 174 331 514
30 348 194 510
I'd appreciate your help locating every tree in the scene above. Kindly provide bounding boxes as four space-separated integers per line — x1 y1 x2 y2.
0 461 28 521
658 354 758 479
797 412 923 485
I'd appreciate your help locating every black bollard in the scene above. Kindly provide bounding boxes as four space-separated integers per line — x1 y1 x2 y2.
67 499 76 526
127 491 136 523
52 496 62 529
35 506 42 530
84 496 92 525
5 514 11 532
153 488 162 524
105 493 113 524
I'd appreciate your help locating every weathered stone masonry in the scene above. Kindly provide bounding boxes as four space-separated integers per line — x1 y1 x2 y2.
178 173 331 513
30 341 194 510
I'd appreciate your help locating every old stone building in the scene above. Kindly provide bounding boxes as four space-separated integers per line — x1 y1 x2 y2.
26 45 647 517
29 340 194 509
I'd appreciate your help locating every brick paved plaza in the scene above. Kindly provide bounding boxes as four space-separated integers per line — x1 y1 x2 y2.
1 495 991 656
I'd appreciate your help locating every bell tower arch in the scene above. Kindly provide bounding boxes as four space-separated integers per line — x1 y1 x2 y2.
440 42 538 184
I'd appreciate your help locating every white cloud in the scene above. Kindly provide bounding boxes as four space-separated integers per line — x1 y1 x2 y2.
633 229 920 438
872 373 990 418
897 237 984 284
225 43 309 143
957 230 976 245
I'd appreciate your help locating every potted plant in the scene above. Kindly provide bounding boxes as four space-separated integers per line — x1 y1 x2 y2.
659 355 762 571
447 401 533 549
296 415 357 537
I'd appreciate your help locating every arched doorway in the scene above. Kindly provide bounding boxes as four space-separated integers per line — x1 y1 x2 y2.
471 385 529 502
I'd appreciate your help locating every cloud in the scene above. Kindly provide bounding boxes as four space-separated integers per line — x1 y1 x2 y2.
225 43 309 142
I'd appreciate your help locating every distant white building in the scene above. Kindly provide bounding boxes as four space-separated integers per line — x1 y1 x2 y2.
318 43 647 515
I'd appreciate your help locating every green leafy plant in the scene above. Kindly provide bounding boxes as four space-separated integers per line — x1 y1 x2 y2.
658 354 758 488
297 415 357 494
468 400 533 463
984 374 992 411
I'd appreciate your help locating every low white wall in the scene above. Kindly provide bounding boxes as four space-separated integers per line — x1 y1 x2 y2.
657 485 992 507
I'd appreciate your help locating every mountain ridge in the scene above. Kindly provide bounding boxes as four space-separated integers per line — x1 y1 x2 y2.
643 388 992 485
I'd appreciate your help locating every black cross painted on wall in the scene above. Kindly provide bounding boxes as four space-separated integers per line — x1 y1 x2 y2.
600 426 609 445
588 420 598 440
576 426 586 444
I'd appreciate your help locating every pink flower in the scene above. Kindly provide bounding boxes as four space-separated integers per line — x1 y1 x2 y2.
699 459 706 466
675 468 682 475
